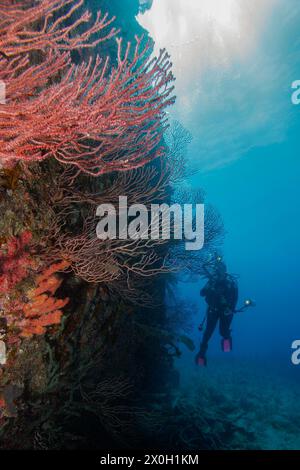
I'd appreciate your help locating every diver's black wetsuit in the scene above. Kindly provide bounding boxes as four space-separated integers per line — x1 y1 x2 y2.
199 275 238 357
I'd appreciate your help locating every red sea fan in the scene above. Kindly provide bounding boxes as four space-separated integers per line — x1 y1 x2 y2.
0 1 175 175
0 0 118 57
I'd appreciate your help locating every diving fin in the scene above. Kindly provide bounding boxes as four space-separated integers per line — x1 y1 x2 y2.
195 352 207 367
222 338 232 353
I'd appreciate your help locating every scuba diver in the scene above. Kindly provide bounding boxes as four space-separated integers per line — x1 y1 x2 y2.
195 258 238 367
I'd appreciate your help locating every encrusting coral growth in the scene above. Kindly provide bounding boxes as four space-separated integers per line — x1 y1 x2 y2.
1 260 69 340
17 261 70 338
0 231 34 294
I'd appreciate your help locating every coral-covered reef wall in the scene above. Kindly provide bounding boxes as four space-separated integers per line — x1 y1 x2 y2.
0 0 223 450
0 0 174 449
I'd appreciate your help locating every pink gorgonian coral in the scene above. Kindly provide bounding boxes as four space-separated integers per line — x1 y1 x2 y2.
0 0 175 175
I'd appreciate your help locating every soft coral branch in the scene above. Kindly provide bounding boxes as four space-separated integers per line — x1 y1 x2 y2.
0 0 118 57
0 36 175 175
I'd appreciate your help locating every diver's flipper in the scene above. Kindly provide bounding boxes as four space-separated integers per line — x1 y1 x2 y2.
197 357 207 366
222 338 232 353
195 352 207 367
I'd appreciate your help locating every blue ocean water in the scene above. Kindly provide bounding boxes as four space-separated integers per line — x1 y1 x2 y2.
138 0 300 449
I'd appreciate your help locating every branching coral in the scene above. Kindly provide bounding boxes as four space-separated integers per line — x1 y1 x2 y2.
45 152 224 305
0 0 177 318
53 162 170 211
0 1 175 175
45 161 177 300
53 215 171 285
0 0 118 57
80 376 134 439
164 120 198 184
170 188 225 277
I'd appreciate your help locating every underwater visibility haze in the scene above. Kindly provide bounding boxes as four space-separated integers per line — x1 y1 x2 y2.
139 0 300 450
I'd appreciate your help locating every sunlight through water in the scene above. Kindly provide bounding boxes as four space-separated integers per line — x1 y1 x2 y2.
137 0 280 170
